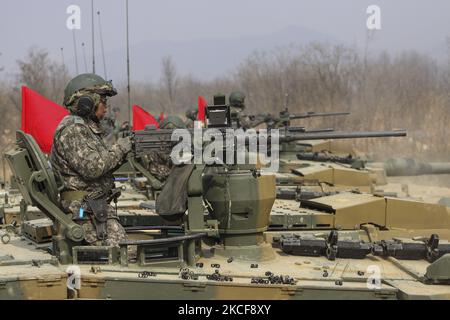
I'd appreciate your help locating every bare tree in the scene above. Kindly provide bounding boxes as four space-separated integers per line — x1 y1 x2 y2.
160 55 178 111
16 47 70 103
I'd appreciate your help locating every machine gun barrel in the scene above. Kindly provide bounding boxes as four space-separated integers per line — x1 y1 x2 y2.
131 126 407 157
303 128 335 133
296 152 355 164
283 127 334 133
279 129 407 143
289 111 350 120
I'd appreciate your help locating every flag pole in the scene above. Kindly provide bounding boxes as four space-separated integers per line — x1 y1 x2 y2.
72 29 79 74
92 0 96 74
126 0 132 125
97 11 108 79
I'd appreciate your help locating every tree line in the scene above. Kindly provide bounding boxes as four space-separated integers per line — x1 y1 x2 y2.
1 42 450 169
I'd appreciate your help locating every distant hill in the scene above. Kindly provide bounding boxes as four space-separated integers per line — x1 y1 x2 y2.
105 25 336 83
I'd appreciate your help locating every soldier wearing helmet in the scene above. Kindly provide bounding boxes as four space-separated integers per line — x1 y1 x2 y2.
51 73 131 247
185 107 198 128
143 115 187 186
229 91 256 130
229 91 246 111
160 115 187 130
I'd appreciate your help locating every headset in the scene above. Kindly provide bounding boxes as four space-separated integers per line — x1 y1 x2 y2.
76 96 96 118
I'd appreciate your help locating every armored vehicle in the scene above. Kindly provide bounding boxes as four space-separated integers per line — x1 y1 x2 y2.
0 98 449 300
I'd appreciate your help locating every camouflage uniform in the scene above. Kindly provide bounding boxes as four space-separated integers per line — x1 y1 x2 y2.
51 115 128 246
229 91 255 129
51 74 129 247
142 116 187 186
145 152 173 182
185 108 198 128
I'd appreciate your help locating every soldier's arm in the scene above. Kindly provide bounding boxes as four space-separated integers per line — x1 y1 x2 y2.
58 124 127 180
239 114 267 130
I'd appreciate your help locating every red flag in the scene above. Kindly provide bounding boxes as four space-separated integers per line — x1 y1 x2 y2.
21 86 69 154
198 96 207 122
132 105 160 130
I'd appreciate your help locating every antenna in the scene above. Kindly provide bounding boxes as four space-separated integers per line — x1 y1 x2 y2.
126 0 132 124
91 0 96 74
81 43 88 73
72 27 79 74
60 47 65 68
0 52 4 72
97 11 108 79
284 92 289 112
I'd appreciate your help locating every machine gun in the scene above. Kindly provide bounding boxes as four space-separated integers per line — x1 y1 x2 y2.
127 120 405 190
127 96 405 186
131 128 406 158
245 108 350 130
297 151 355 164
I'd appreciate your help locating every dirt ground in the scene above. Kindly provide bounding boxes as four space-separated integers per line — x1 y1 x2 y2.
383 174 450 204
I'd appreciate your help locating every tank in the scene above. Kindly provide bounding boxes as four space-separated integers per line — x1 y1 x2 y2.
1 124 450 301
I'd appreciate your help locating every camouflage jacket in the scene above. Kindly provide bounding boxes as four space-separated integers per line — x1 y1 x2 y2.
144 151 172 182
50 115 128 195
231 108 260 130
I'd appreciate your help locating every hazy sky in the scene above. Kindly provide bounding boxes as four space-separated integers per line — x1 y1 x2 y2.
1 0 449 81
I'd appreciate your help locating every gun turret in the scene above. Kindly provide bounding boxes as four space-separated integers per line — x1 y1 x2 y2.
379 158 450 176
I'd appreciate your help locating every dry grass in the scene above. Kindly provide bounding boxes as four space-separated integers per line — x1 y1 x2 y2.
1 43 450 183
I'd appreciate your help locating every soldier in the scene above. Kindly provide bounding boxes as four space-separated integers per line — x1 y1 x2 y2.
185 107 198 128
100 107 118 146
228 91 264 129
51 73 132 247
144 116 187 184
111 107 122 142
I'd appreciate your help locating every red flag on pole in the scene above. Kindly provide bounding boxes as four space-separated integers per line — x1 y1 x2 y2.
132 105 160 130
21 86 69 154
198 96 207 122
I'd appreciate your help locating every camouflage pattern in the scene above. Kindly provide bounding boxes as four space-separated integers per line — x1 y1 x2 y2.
63 73 117 107
230 107 262 130
51 114 129 246
51 115 127 193
160 115 187 129
185 108 198 128
144 151 173 183
63 199 126 246
229 91 246 109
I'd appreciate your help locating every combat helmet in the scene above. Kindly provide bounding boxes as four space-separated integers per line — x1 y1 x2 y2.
63 73 117 107
229 91 246 109
185 107 198 121
160 115 187 129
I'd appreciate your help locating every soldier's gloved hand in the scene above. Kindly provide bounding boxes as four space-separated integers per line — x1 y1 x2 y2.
117 136 132 154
